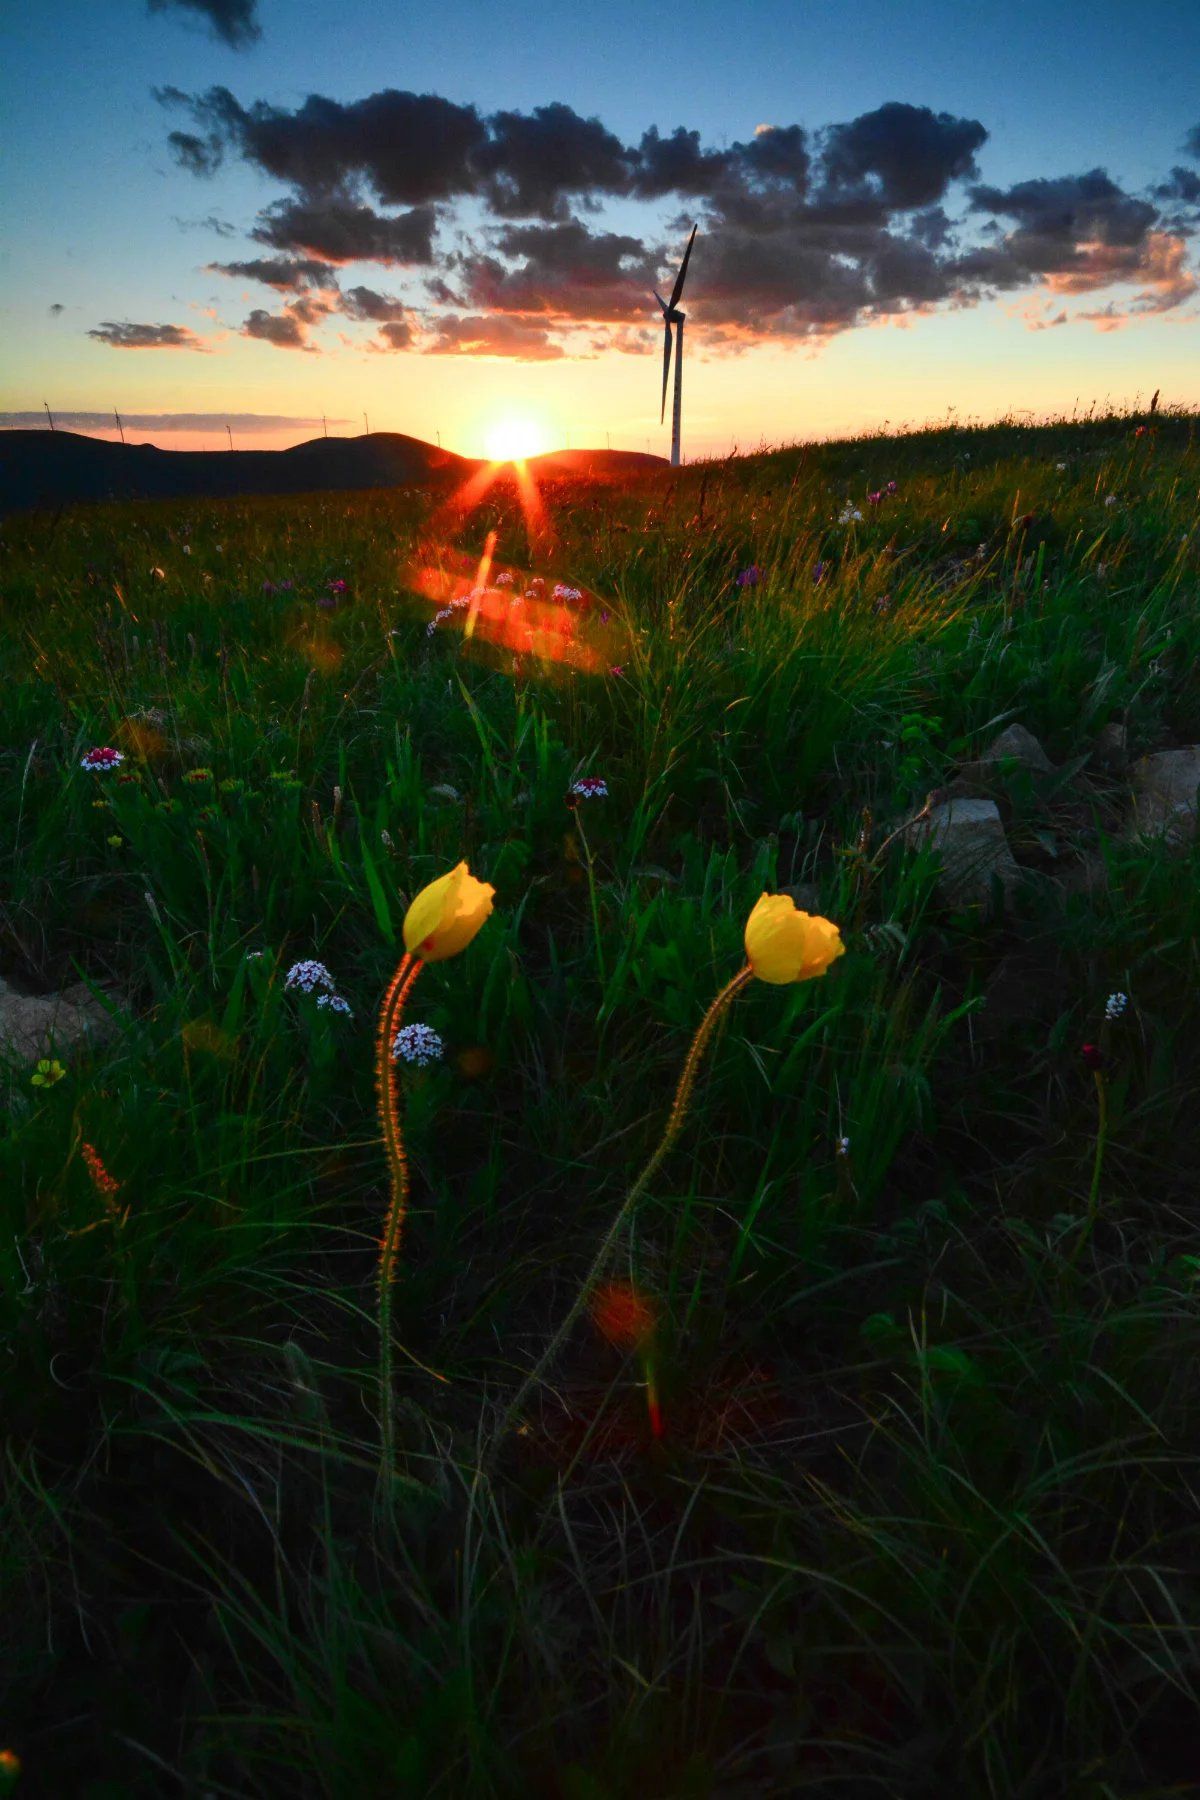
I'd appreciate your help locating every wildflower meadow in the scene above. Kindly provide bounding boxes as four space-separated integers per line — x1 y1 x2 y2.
4 407 1200 1795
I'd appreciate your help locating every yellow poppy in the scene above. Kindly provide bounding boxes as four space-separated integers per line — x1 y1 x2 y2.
744 893 845 985
402 861 495 962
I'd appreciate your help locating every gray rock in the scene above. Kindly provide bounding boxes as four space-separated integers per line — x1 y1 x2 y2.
0 982 119 1064
905 796 1021 909
1130 745 1200 841
961 723 1054 783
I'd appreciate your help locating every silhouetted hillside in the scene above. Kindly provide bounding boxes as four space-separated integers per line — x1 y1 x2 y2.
0 431 476 513
0 432 670 512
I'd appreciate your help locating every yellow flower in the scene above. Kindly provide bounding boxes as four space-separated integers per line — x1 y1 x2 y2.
744 893 845 985
402 861 495 962
31 1059 66 1088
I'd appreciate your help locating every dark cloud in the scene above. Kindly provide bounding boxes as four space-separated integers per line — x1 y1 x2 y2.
816 103 986 211
456 220 656 321
208 254 338 290
630 126 736 199
156 82 1199 354
340 285 410 322
147 0 260 48
251 195 437 263
371 319 416 351
159 85 484 201
48 302 65 315
1152 166 1200 206
960 169 1177 300
88 321 208 349
242 307 317 350
970 168 1156 250
474 104 633 219
424 314 565 359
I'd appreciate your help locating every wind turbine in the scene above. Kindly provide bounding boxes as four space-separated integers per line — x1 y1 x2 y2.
654 223 697 468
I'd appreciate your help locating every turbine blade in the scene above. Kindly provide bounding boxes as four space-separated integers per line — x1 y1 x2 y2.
652 290 670 315
660 321 673 424
668 224 698 310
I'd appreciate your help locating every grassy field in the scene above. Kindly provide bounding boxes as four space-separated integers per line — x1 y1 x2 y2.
3 408 1200 1797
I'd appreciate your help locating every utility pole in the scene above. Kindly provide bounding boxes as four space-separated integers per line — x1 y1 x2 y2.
436 430 441 449
226 424 233 452
322 413 328 438
44 402 55 431
363 411 369 436
114 408 125 445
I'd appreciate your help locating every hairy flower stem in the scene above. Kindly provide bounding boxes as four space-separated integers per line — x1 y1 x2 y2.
375 951 423 1477
1070 1070 1108 1265
494 965 753 1449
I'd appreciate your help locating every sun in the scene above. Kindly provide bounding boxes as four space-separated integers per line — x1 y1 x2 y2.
482 416 548 463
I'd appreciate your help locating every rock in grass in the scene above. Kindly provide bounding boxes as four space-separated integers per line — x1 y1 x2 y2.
959 723 1054 785
905 796 1021 909
1130 745 1200 842
0 980 119 1064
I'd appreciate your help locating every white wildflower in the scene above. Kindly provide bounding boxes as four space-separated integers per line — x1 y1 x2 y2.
316 993 353 1016
284 958 335 994
392 1022 445 1066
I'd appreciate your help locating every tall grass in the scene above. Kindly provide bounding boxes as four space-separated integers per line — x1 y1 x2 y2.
2 407 1200 1794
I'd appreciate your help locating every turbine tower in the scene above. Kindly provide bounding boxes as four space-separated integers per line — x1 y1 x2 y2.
654 224 697 468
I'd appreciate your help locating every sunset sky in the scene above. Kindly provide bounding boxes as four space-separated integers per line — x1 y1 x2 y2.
3 0 1199 458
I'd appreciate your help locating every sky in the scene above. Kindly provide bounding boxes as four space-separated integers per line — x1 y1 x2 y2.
2 0 1199 458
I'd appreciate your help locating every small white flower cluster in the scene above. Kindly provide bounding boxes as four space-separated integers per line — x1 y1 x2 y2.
1103 493 1118 507
836 1136 851 1157
1056 462 1067 472
392 1022 444 1066
570 776 608 799
494 571 514 587
553 583 584 602
316 993 353 1016
426 607 453 636
839 505 863 524
1105 992 1128 1020
245 949 265 962
284 958 335 994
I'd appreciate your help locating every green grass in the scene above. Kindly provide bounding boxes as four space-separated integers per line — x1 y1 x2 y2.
3 406 1200 1796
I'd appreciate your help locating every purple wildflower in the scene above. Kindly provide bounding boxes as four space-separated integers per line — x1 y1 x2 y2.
735 565 763 588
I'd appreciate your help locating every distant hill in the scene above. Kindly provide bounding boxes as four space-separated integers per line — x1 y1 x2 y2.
529 448 667 478
0 431 668 513
0 430 481 513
